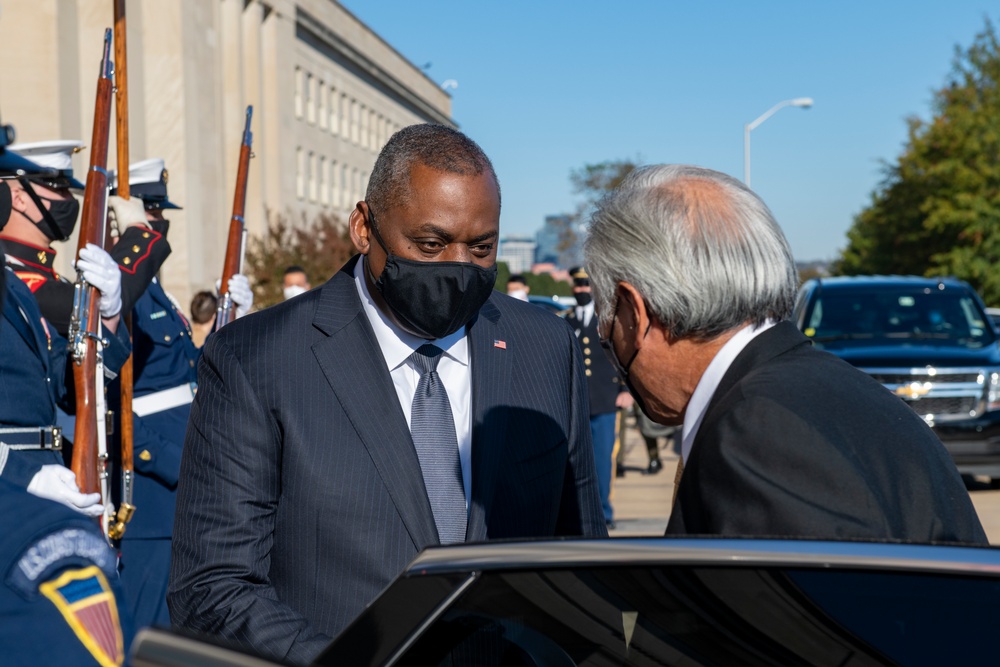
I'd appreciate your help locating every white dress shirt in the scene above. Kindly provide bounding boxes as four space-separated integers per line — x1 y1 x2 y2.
575 300 595 328
353 259 473 507
681 320 777 462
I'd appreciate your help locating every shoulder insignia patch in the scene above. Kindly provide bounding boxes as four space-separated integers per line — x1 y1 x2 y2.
39 565 124 667
13 271 47 293
149 310 168 320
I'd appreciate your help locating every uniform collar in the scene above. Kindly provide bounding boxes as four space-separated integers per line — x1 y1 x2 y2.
0 236 58 276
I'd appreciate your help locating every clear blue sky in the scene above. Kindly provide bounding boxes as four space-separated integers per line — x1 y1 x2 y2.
339 1 995 262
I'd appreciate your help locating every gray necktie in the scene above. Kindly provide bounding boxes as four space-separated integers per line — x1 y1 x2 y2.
409 344 467 544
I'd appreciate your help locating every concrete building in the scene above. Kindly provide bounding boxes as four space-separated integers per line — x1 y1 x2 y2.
497 235 536 275
0 0 453 307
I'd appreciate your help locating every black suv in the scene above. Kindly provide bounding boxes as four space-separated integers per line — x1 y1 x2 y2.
793 276 1000 479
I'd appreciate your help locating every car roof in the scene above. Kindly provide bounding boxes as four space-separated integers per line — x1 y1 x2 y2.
405 537 1000 576
808 275 970 291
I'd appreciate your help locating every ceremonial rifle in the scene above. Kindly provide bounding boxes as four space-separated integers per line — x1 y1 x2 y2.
70 29 114 529
108 0 135 540
214 106 253 330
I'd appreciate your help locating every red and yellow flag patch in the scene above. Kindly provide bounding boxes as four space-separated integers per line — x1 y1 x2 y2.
39 566 124 667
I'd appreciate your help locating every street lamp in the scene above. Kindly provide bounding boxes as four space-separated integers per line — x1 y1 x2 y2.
743 97 813 188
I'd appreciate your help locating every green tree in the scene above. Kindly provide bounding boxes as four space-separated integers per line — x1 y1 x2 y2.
245 212 355 308
835 19 1000 303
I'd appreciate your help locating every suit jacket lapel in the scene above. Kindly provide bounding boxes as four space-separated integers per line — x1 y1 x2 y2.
310 257 439 550
466 296 511 542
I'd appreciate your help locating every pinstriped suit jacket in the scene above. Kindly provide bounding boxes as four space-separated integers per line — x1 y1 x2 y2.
167 256 606 665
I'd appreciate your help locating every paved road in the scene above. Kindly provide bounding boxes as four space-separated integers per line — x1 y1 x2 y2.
610 417 1000 543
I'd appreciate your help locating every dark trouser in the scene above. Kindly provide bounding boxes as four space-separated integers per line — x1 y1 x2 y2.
119 537 172 629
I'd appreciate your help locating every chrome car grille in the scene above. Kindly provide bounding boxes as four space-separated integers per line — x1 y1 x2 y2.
863 367 991 421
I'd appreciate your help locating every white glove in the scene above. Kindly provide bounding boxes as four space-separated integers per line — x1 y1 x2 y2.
229 274 254 318
77 243 122 318
107 194 148 230
26 464 104 517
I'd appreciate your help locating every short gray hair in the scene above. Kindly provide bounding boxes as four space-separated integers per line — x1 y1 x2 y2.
366 123 500 215
585 164 797 340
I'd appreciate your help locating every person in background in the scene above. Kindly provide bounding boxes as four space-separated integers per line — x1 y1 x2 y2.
283 265 311 300
506 273 529 301
189 290 217 348
565 266 633 529
585 163 987 542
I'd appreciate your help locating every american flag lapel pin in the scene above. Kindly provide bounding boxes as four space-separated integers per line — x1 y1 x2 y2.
493 339 507 350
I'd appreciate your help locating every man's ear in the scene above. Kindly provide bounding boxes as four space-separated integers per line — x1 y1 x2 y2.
348 201 371 255
615 281 651 350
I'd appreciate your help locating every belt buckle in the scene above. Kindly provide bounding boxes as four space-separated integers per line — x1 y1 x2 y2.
50 426 62 451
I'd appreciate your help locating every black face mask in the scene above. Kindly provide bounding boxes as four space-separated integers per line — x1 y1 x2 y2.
18 179 79 241
600 305 653 418
574 292 593 307
366 211 497 340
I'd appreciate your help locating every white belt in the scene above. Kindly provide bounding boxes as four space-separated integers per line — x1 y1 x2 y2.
132 383 196 417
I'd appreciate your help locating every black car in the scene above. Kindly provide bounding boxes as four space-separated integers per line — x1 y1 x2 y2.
132 538 1000 666
793 276 1000 479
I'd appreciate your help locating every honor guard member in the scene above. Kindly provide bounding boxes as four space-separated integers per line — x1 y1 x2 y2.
565 266 633 528
0 146 131 514
0 478 132 666
108 158 253 630
0 140 169 337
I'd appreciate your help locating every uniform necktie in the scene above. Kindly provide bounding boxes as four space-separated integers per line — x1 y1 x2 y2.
671 454 685 508
409 344 467 544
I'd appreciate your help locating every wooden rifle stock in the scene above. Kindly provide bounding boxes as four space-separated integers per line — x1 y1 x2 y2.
108 0 135 541
70 29 114 499
215 106 253 331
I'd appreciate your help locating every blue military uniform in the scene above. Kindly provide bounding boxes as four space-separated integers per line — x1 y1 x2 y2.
109 158 197 629
114 276 198 629
0 478 132 666
565 267 628 527
0 264 131 486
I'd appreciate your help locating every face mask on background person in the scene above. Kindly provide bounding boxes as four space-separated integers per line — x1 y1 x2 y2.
366 211 497 340
283 285 308 300
18 179 80 241
574 292 593 307
508 289 528 302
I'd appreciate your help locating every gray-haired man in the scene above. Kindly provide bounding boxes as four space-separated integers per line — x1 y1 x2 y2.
585 164 986 543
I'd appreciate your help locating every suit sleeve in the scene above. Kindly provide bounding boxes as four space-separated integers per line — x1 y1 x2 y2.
168 333 331 665
556 323 608 538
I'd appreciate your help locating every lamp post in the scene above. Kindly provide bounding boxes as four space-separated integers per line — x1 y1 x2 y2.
743 97 813 188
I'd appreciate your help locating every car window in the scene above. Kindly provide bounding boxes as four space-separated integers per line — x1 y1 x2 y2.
804 288 995 348
373 566 1000 666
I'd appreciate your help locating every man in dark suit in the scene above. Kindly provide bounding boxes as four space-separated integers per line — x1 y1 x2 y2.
584 164 987 544
168 124 606 664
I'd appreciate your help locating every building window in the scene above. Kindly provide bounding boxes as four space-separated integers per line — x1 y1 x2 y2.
340 163 348 207
294 67 303 119
306 73 315 124
329 86 338 134
317 81 326 130
369 109 377 151
339 93 348 138
350 99 359 144
330 159 339 207
296 147 304 199
319 156 328 204
308 151 316 202
352 167 360 204
360 105 369 149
